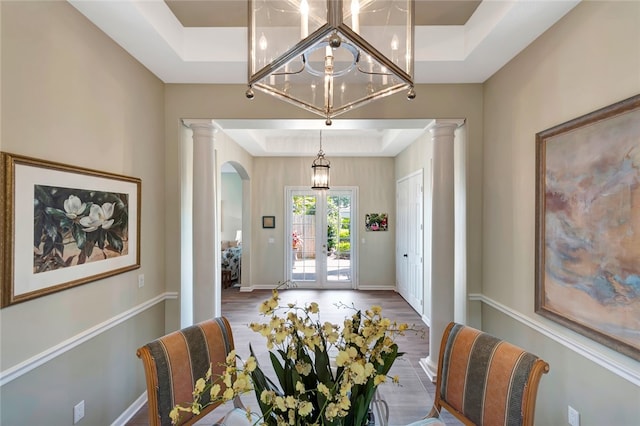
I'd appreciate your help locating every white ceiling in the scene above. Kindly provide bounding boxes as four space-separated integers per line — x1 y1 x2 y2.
68 0 580 157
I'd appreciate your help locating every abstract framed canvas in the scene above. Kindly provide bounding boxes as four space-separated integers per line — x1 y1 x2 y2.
535 94 640 360
1 153 141 307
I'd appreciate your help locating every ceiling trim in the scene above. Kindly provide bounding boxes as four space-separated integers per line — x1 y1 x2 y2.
68 0 580 84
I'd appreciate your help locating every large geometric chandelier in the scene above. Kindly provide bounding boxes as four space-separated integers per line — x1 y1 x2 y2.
246 0 415 125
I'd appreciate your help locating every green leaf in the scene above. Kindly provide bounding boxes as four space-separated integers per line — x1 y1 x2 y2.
106 231 123 253
269 351 286 391
72 224 86 249
314 345 333 385
249 345 278 419
44 207 67 221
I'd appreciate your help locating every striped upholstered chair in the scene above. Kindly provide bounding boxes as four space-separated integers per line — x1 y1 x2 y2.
136 317 244 426
424 322 549 426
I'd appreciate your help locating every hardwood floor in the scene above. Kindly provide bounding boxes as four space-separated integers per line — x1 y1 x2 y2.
127 286 461 425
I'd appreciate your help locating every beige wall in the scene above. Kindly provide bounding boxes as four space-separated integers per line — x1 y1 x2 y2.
2 1 638 425
483 1 640 424
1 1 166 424
165 83 485 329
250 156 396 287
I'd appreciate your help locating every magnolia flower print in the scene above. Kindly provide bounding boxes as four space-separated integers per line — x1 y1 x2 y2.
79 202 115 232
63 195 87 219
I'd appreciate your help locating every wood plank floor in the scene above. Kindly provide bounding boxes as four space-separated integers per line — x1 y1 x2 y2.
127 287 461 425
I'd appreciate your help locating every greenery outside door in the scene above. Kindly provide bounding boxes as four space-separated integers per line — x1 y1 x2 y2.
286 187 357 288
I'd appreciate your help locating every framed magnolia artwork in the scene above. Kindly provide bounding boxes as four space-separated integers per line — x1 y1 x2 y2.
1 153 141 307
535 94 640 360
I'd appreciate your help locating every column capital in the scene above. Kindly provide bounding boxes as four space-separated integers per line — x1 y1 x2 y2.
182 119 218 138
428 119 465 139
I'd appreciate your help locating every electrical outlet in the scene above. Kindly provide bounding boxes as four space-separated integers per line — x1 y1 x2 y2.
73 400 85 424
138 274 145 288
568 405 579 426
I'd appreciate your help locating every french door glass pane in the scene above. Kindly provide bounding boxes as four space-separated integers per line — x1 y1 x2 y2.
292 194 317 282
327 194 351 281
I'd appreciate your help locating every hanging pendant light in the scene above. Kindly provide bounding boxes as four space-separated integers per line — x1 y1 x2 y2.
311 131 330 190
246 0 416 126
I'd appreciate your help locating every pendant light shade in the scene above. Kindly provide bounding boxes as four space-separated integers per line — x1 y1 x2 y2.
311 131 330 189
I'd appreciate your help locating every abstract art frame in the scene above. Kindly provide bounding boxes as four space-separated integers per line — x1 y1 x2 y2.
535 94 640 360
1 153 141 307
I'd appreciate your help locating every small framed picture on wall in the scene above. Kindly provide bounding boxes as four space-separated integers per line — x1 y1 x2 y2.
262 216 275 229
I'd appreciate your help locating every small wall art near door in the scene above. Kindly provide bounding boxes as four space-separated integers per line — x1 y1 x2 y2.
0 152 141 307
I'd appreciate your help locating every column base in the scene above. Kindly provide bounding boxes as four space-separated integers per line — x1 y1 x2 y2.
419 356 438 383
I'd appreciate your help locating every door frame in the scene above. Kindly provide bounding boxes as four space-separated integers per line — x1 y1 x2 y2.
284 186 358 289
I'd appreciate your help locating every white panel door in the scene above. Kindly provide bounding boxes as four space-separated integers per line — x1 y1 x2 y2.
397 171 423 313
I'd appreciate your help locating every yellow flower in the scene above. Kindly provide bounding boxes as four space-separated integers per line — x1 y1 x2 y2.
371 305 382 315
244 356 257 372
308 302 319 313
317 383 330 397
169 408 179 423
285 395 297 408
299 401 313 416
210 384 221 398
193 377 206 395
339 395 351 410
350 362 367 384
275 329 288 343
374 375 386 385
275 396 286 411
226 350 236 364
296 361 311 376
223 372 232 387
223 387 234 400
392 375 400 384
261 390 276 404
233 373 251 392
335 346 357 367
191 401 201 415
325 403 339 420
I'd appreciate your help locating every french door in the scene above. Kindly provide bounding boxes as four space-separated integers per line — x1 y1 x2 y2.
286 187 357 288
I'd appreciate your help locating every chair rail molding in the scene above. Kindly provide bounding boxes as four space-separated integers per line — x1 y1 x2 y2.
469 293 640 386
0 292 178 387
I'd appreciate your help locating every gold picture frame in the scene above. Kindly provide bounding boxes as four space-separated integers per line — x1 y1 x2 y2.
1 152 141 307
535 94 640 360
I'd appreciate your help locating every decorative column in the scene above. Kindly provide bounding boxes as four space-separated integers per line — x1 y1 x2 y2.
420 119 464 382
183 119 219 323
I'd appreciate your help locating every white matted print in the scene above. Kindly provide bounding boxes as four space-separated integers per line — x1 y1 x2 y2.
1 153 140 307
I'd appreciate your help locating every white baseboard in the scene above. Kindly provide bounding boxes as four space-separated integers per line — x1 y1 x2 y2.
111 392 147 426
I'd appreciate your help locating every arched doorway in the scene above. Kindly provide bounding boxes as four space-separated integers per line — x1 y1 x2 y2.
220 161 249 289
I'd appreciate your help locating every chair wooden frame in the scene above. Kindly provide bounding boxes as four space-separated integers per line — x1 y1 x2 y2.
427 322 550 426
